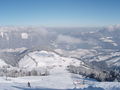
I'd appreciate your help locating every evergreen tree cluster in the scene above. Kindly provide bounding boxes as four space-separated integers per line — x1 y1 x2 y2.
67 65 120 82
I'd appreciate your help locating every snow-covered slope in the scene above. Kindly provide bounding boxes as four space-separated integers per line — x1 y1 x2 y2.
17 50 91 89
0 59 8 68
79 50 120 69
0 50 120 90
55 48 120 70
0 50 119 90
19 50 85 70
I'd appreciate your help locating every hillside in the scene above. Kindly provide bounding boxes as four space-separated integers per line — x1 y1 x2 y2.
0 50 120 90
0 26 120 89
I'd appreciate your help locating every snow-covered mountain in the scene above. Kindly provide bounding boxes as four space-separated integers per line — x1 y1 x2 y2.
19 50 79 68
18 50 90 73
1 25 120 71
0 25 120 89
0 25 120 50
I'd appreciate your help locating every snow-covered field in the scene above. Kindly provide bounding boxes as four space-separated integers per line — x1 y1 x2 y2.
0 67 120 90
0 50 120 90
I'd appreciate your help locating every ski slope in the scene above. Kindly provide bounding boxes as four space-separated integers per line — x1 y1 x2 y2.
0 67 120 90
0 50 120 90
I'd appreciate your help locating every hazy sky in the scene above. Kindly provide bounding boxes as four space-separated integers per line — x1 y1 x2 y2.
0 0 120 27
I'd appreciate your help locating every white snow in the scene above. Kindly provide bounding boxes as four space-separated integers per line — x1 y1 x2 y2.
0 50 120 90
0 59 8 68
5 33 9 40
55 49 95 58
0 47 27 53
19 50 83 70
0 32 4 38
0 32 9 40
0 70 120 90
21 33 28 39
112 42 118 46
100 37 118 46
100 37 114 43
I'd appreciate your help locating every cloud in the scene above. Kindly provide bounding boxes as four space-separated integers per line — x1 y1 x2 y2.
0 26 49 37
56 34 81 44
106 24 120 31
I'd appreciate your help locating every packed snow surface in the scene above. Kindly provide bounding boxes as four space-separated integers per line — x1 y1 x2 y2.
0 69 120 90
